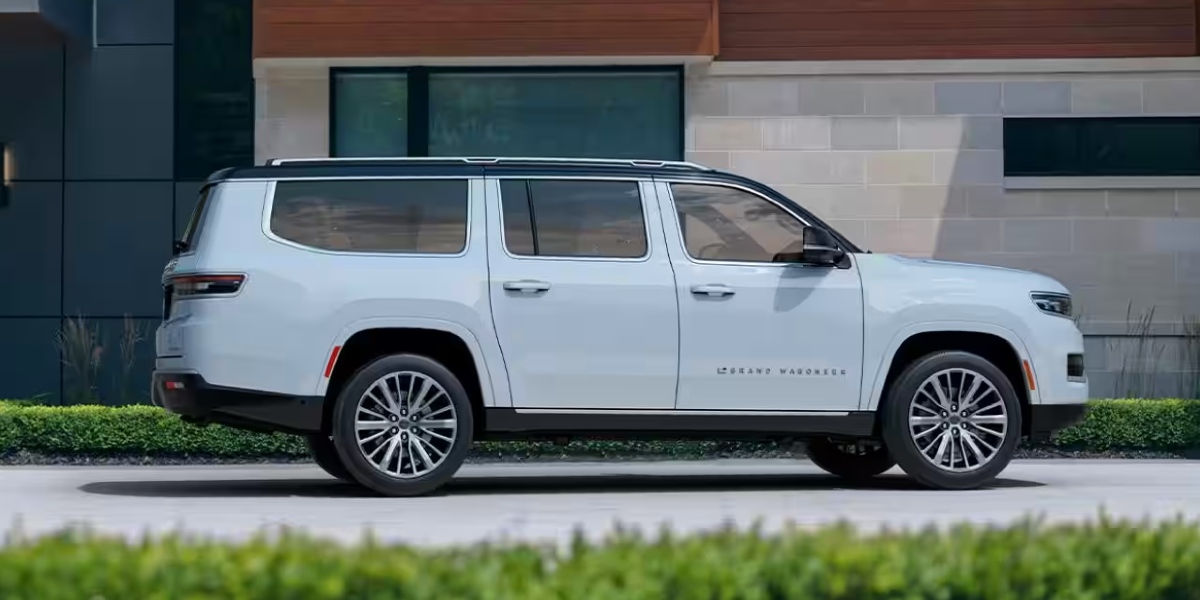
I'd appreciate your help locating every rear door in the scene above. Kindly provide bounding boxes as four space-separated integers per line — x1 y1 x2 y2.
485 176 679 409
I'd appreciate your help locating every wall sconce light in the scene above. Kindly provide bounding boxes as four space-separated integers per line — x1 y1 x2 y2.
0 143 10 208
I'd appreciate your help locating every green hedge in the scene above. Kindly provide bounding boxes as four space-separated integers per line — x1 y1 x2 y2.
0 399 1197 459
1 517 1199 598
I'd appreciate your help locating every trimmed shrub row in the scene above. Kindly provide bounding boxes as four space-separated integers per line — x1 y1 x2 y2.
0 517 1199 598
1 399 1198 459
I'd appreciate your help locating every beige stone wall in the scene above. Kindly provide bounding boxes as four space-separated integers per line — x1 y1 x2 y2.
686 59 1200 397
254 65 330 165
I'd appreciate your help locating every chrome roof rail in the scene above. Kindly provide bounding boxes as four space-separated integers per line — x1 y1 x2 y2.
265 156 713 171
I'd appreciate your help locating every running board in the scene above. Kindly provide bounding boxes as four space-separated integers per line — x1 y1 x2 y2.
483 408 876 440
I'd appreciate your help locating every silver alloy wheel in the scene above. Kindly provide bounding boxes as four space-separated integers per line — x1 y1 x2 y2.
354 371 458 479
908 368 1008 473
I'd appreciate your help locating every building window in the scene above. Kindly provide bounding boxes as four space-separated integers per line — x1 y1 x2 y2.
1004 117 1200 177
498 179 648 259
332 67 683 160
175 0 254 180
269 180 469 254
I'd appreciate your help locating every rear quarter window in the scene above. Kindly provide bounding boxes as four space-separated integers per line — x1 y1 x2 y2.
179 185 216 253
269 179 469 254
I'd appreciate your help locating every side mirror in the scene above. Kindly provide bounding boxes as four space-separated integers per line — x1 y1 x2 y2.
772 226 845 265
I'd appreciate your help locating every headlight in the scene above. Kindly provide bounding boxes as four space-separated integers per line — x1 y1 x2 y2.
1031 292 1072 318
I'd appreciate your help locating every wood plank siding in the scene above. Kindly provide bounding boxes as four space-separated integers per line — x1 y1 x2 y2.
253 0 718 59
719 0 1198 61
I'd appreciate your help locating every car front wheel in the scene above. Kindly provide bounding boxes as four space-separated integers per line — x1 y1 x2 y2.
881 351 1022 490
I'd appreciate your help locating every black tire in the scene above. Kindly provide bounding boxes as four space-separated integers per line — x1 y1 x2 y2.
805 437 896 481
331 353 474 497
305 434 355 483
881 351 1022 490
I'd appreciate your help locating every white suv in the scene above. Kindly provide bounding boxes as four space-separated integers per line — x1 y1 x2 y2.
154 157 1088 496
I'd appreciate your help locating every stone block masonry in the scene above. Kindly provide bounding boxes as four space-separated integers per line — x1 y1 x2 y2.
685 58 1200 398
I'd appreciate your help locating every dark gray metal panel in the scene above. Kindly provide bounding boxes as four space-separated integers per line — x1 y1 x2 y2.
64 44 173 180
174 180 205 239
0 44 63 180
63 182 172 317
89 317 157 405
95 0 173 46
37 0 93 41
0 182 62 317
0 318 61 402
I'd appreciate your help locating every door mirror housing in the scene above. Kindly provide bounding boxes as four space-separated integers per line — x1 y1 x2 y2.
772 226 845 265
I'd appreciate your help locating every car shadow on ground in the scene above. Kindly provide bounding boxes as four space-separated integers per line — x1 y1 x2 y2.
78 472 1044 499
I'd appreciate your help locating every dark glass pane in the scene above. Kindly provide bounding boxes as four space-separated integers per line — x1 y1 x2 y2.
1004 117 1200 177
1088 119 1200 176
499 180 535 256
428 70 681 160
333 72 409 157
1003 118 1085 176
527 180 646 258
175 0 254 179
270 180 468 254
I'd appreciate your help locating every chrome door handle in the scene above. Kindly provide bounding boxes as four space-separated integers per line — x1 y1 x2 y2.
690 284 735 297
503 280 551 293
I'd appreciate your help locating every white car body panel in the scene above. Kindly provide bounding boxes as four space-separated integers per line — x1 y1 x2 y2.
157 165 1087 431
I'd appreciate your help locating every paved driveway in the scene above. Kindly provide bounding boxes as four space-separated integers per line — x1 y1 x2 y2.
1 459 1196 547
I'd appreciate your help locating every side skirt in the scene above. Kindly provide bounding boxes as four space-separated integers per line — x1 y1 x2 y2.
482 408 877 441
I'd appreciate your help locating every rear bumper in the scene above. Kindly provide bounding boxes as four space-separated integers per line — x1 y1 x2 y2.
1028 403 1088 441
152 371 323 434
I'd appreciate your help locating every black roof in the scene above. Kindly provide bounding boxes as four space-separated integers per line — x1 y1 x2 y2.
205 157 862 253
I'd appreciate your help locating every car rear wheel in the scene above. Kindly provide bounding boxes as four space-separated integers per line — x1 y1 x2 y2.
331 353 474 497
805 437 896 481
305 434 354 483
881 351 1022 490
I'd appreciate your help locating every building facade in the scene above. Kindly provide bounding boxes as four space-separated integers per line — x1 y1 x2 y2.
2 0 1199 403
0 0 253 403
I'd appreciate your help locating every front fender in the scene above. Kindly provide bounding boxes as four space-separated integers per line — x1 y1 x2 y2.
861 320 1038 411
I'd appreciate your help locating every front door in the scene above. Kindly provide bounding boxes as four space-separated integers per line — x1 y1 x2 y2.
486 177 679 409
657 181 864 412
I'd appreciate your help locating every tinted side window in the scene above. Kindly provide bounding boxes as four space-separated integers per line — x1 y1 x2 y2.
670 183 806 263
270 180 468 254
501 180 647 258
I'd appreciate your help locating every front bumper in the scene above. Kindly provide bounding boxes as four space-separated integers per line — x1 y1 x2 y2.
1027 403 1088 441
152 371 323 434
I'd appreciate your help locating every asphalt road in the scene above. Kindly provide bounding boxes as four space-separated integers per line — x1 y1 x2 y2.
1 459 1197 547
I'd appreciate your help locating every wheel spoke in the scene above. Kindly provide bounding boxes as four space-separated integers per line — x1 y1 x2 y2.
381 436 401 468
376 382 400 414
932 431 951 465
910 416 940 425
960 430 988 463
358 407 388 421
416 419 456 430
420 428 454 443
931 375 952 408
359 429 389 445
966 414 1008 425
959 376 984 409
411 436 436 469
356 420 390 431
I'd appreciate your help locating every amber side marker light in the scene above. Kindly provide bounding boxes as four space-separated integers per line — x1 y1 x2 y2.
1023 360 1037 391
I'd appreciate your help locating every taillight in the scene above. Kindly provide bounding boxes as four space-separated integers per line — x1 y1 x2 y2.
170 274 246 297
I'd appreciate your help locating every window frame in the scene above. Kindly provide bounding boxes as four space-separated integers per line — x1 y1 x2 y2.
260 177 475 258
329 65 686 160
493 176 655 263
1003 116 1200 178
661 180 817 267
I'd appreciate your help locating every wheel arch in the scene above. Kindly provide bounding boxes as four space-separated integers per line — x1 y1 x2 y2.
865 322 1037 436
318 318 503 435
